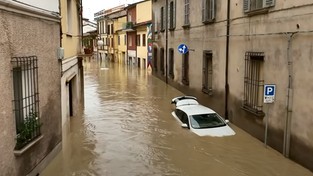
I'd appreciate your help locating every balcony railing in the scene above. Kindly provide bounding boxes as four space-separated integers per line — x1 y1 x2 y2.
123 22 134 30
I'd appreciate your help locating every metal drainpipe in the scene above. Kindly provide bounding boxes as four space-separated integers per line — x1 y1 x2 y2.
165 0 168 84
225 0 230 119
283 32 296 157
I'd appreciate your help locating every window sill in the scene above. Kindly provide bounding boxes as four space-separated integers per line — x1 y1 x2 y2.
14 135 43 156
66 33 73 37
202 19 215 25
241 106 265 117
245 7 270 16
182 79 189 86
202 87 213 96
169 27 175 31
182 24 190 29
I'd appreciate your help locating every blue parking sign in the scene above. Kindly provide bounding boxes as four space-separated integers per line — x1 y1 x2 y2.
264 84 276 103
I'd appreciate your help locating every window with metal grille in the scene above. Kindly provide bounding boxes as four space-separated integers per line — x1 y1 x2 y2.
202 0 215 23
160 48 165 75
169 48 174 79
182 52 189 86
243 0 275 12
242 52 265 117
11 56 41 150
184 0 190 26
202 51 213 95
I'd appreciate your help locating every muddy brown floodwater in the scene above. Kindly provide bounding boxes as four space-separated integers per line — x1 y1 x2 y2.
42 59 313 176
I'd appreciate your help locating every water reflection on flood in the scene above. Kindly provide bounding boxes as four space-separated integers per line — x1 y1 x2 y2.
42 58 313 176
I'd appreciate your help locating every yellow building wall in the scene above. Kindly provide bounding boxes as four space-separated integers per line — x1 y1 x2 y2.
60 0 82 58
117 16 127 53
137 26 147 68
136 0 151 23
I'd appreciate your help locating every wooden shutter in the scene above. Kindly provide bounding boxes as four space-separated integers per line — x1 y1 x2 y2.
243 0 250 12
202 0 205 21
173 0 176 28
210 0 215 20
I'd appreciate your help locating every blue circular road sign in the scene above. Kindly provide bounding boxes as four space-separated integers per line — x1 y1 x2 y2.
178 44 189 54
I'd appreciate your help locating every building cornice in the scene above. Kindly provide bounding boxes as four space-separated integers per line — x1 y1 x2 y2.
0 0 60 22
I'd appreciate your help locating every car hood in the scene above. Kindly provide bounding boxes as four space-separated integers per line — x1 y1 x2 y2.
191 125 236 137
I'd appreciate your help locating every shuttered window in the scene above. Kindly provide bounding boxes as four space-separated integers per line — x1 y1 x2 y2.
202 0 215 23
169 0 176 30
243 0 275 12
184 0 190 25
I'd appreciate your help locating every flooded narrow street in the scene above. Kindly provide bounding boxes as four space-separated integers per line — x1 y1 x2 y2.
42 59 313 176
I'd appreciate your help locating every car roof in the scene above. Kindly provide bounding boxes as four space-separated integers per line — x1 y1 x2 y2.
177 104 216 115
176 99 199 107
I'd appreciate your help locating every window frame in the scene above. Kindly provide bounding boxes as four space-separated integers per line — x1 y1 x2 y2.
160 7 165 32
182 52 189 86
183 0 190 27
169 48 174 79
202 51 213 95
169 0 176 30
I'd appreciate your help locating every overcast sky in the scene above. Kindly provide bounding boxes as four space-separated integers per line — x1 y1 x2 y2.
82 0 142 21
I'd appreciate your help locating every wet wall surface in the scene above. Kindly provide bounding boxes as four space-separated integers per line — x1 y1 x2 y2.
42 59 313 176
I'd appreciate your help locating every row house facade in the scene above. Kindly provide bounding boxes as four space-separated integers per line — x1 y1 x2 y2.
0 0 62 175
152 0 313 172
95 0 152 68
94 5 126 61
59 0 84 159
60 0 84 125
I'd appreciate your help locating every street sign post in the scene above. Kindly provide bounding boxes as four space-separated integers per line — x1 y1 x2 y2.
178 44 188 54
263 84 275 147
264 84 276 104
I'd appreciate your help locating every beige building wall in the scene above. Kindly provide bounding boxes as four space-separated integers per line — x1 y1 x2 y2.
0 3 62 175
228 1 313 171
152 0 313 171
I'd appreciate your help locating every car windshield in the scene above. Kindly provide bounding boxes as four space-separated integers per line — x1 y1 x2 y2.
190 113 226 129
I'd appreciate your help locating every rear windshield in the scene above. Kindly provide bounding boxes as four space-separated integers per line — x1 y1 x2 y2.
190 113 226 129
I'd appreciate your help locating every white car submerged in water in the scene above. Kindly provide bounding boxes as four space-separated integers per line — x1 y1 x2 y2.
171 96 235 137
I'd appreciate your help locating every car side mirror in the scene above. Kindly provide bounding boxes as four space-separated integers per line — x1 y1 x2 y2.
225 119 230 124
181 123 188 128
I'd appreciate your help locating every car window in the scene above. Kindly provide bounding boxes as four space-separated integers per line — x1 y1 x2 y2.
190 113 226 129
175 109 183 121
182 113 188 124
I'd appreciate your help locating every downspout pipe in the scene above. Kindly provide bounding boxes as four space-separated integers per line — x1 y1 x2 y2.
283 32 296 157
225 0 230 119
165 0 168 84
